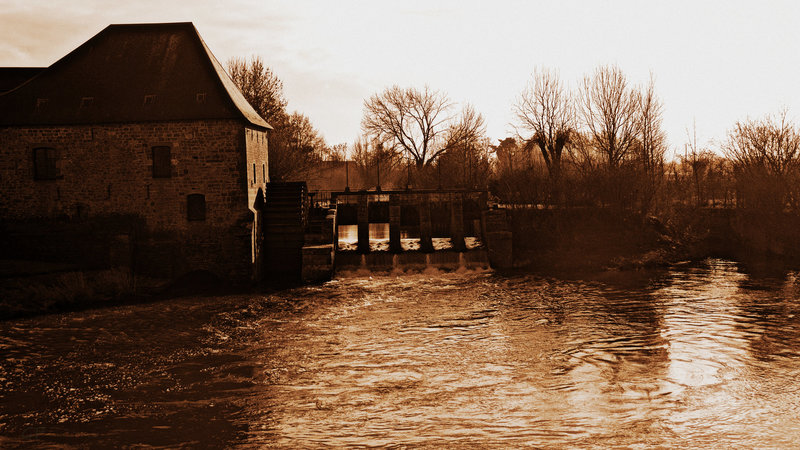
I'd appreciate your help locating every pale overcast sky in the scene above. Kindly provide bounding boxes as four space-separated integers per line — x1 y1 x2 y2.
2 0 799 156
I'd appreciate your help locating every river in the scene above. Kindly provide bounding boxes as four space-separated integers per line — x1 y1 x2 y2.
1 259 800 447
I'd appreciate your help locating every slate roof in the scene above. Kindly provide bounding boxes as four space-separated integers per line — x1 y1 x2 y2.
0 68 45 94
0 22 271 129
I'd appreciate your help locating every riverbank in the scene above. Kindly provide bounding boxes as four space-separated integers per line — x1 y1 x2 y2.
506 206 800 275
0 262 249 321
5 206 800 320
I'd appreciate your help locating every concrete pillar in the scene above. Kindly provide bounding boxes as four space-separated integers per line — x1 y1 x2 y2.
418 195 434 253
357 193 370 253
481 209 513 269
324 208 336 244
389 194 402 253
450 194 466 252
472 219 482 242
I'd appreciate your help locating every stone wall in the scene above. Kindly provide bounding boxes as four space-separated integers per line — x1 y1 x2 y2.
0 119 267 283
244 126 269 280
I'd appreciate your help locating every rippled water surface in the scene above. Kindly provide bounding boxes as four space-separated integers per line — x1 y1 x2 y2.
2 259 800 447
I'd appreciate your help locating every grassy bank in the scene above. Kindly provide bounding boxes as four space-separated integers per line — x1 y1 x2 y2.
0 261 259 321
0 263 166 320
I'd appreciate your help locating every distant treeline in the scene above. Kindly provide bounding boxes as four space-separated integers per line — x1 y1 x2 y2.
229 58 800 220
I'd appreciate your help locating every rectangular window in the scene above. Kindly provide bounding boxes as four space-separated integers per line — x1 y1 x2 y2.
152 146 171 178
187 194 206 221
252 163 256 184
262 163 266 183
33 147 59 180
35 98 49 112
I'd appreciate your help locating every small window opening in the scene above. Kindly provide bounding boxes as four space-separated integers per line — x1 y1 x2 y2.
33 147 59 180
262 163 266 183
196 92 207 104
143 94 157 105
35 98 49 112
252 163 256 184
152 146 171 178
187 194 206 221
80 97 94 108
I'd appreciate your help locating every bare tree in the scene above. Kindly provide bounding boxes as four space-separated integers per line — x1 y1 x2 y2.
351 136 402 189
578 65 640 168
632 75 668 211
722 109 800 210
324 143 348 162
269 112 327 181
513 68 574 177
362 85 455 167
445 104 486 151
723 109 800 176
636 75 667 176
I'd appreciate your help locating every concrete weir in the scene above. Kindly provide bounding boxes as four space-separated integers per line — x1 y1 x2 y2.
335 249 490 272
299 189 506 282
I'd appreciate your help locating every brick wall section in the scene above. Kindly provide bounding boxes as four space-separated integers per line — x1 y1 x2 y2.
244 127 269 205
0 119 269 282
244 126 269 280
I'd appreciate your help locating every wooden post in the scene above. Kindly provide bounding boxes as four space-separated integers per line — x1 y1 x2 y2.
357 193 370 253
389 194 402 253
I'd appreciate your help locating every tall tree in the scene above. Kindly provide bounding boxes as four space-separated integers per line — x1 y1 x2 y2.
723 109 800 177
362 85 455 167
351 136 402 189
324 143 348 162
227 56 287 125
578 65 640 168
632 75 668 211
445 104 487 154
513 68 574 177
269 112 327 181
722 110 800 210
227 56 328 181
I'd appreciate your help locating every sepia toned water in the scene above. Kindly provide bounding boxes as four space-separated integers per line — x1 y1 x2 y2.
2 259 800 447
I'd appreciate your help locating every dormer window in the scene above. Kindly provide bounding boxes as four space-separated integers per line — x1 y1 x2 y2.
143 94 157 105
35 98 49 112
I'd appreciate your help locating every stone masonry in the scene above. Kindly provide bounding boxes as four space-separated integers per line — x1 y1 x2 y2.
0 120 269 282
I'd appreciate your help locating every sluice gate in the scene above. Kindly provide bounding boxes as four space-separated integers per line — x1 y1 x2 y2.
262 186 510 284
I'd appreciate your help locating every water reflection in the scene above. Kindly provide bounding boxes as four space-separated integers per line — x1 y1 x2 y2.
2 259 800 447
338 223 413 242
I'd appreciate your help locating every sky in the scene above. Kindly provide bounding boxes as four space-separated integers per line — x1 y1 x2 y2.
2 0 800 158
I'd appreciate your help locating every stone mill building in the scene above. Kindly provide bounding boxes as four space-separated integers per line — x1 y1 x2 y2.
0 22 271 283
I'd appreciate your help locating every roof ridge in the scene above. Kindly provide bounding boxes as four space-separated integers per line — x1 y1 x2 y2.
107 22 194 27
189 24 272 130
0 22 272 129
